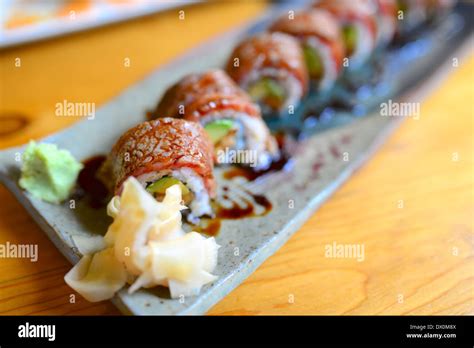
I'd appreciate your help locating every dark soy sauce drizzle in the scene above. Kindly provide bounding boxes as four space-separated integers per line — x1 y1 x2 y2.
76 155 109 209
223 132 292 181
216 189 272 219
190 187 272 236
223 155 290 182
191 219 222 237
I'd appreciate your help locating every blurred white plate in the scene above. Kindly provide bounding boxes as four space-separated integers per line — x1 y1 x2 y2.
0 0 201 48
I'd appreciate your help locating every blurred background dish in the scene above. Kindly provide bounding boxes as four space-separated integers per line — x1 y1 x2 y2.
0 0 200 48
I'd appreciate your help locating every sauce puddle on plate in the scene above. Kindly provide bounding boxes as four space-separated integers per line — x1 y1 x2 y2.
216 187 272 219
76 155 109 209
223 155 290 182
223 133 292 182
190 186 273 237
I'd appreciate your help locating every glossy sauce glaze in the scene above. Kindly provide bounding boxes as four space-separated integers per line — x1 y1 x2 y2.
189 186 273 236
216 188 272 219
190 218 222 237
223 155 291 182
223 132 293 181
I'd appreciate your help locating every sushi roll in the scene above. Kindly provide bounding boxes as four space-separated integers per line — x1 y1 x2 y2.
372 0 398 46
226 32 309 115
270 9 345 91
152 69 279 170
315 0 378 69
107 118 216 222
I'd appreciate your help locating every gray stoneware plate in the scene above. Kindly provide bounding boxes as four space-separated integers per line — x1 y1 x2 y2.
0 2 472 315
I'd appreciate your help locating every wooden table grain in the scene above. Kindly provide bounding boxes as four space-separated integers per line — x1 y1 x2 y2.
0 1 472 315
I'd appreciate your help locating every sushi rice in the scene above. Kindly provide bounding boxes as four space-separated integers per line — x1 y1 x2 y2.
136 168 213 223
201 111 279 170
240 67 303 114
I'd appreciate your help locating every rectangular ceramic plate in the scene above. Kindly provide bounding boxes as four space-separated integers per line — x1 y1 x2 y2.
0 2 472 315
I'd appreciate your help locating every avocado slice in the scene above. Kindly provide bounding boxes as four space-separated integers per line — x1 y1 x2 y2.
303 45 324 79
248 78 286 109
146 177 190 196
342 24 358 57
204 119 234 144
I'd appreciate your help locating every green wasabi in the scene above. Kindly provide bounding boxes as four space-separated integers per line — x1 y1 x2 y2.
19 141 83 204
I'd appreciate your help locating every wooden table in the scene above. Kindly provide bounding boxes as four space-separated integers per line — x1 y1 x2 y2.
0 1 472 315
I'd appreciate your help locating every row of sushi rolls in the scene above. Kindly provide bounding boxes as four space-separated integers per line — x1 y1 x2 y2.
107 0 456 222
20 0 457 301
